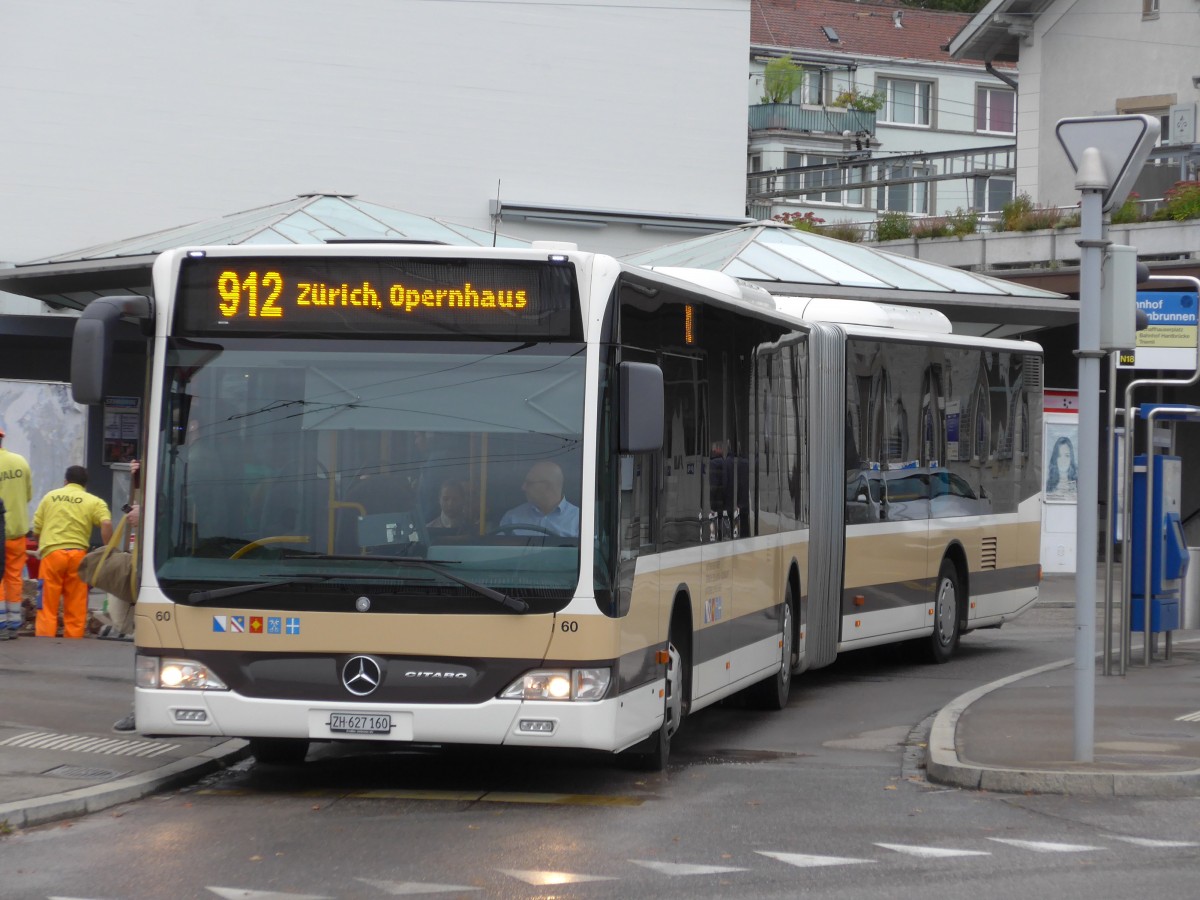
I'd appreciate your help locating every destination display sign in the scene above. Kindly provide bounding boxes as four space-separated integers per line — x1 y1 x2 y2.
174 255 579 338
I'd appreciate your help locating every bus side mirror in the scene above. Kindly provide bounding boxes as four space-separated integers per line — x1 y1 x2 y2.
70 295 151 405
619 361 664 454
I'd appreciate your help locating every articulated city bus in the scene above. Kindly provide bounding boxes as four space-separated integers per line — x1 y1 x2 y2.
71 243 1042 768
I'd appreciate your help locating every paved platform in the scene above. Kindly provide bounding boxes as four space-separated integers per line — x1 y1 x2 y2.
2 573 1198 832
928 641 1200 796
928 571 1200 796
0 634 246 830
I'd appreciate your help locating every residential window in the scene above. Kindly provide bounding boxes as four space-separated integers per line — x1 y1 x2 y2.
973 176 1014 214
1143 0 1159 19
879 77 932 127
748 153 766 194
845 165 865 207
976 86 1015 135
877 164 931 214
804 154 841 203
780 153 866 206
784 151 805 193
800 68 824 105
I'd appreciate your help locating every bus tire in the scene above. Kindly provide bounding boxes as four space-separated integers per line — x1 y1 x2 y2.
926 559 962 664
249 737 309 766
624 627 685 771
747 582 795 710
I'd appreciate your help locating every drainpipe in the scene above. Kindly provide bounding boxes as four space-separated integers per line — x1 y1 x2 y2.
986 57 1017 90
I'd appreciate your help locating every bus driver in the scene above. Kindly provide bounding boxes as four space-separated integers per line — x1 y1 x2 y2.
500 461 579 537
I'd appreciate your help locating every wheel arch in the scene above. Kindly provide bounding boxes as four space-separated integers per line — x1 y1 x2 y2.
669 584 694 709
787 558 804 672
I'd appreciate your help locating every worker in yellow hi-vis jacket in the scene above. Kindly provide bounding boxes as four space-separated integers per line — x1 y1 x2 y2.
0 428 32 639
32 466 112 639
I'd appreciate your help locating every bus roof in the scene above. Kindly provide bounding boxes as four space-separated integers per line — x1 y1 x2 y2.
774 296 954 334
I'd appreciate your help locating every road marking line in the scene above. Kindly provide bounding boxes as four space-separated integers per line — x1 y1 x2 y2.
0 731 180 757
875 843 991 858
356 878 480 894
500 869 617 885
757 851 873 868
206 888 332 900
204 787 646 807
629 860 749 875
988 838 1102 853
1111 836 1200 848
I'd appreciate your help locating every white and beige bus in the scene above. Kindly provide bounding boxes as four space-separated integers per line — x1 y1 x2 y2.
71 243 1042 768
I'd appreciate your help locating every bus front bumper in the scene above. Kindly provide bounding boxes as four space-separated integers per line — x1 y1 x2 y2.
133 683 663 753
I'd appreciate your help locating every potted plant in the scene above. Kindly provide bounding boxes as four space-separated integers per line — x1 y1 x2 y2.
761 56 803 104
831 88 885 113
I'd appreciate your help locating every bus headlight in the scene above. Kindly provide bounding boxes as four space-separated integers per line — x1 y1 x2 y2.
136 655 229 691
500 667 611 702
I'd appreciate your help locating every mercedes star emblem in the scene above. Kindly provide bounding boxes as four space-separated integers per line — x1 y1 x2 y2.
342 656 383 696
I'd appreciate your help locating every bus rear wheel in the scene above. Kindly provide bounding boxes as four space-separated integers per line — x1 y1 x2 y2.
249 737 309 766
925 560 962 664
747 582 795 710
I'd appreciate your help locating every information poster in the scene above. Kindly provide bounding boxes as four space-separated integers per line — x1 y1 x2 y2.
1041 390 1079 574
103 396 141 464
1044 421 1079 505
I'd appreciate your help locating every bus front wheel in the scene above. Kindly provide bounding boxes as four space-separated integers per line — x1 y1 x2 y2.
625 631 685 771
248 737 309 766
926 560 962 664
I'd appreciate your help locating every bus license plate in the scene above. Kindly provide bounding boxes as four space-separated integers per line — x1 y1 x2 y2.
328 713 393 735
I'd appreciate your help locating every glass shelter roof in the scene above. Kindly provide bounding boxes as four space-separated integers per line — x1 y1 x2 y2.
623 221 1074 334
0 194 529 309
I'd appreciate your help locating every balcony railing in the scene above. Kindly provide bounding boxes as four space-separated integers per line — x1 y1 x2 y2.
749 103 875 136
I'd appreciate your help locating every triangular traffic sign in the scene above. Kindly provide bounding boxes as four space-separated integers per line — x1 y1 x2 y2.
1056 114 1160 211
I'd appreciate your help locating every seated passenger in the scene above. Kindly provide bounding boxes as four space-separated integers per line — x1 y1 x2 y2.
426 480 476 535
499 461 580 537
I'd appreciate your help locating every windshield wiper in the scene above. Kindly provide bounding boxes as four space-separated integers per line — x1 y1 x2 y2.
186 575 336 605
280 552 530 613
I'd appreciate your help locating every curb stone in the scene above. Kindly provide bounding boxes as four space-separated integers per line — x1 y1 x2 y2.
0 739 250 831
926 656 1200 797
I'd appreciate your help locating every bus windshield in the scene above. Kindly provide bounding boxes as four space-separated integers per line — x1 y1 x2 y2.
153 337 586 613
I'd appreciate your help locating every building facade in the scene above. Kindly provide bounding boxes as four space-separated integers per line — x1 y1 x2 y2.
748 0 1017 226
1 0 752 264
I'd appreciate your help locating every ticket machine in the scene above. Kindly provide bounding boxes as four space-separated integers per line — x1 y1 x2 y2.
1130 453 1188 634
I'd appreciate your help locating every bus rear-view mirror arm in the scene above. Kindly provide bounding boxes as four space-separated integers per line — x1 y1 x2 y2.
70 295 152 405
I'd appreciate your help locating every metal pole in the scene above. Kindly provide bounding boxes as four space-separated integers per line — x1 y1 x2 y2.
1103 355 1119 675
1075 184 1104 762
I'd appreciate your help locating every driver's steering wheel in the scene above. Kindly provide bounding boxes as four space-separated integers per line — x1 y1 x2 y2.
229 535 310 560
486 523 561 538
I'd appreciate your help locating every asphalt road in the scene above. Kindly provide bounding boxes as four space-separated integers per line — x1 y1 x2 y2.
4 604 1199 900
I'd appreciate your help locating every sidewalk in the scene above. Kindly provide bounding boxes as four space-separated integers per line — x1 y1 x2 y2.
927 574 1200 796
0 633 247 830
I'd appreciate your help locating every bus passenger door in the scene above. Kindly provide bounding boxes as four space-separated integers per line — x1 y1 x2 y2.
698 342 735 698
657 350 724 698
